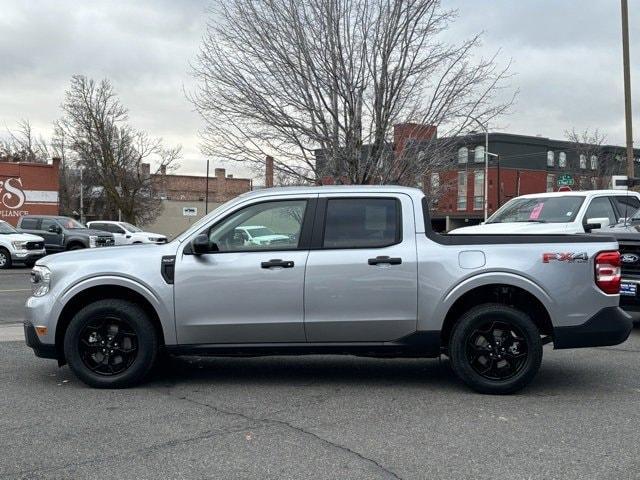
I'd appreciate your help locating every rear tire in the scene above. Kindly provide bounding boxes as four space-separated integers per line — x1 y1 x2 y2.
449 304 542 395
67 243 85 251
64 299 158 388
0 248 11 269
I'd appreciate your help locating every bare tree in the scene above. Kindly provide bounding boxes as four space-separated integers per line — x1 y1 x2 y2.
191 0 515 185
57 75 181 224
565 128 622 190
0 119 50 163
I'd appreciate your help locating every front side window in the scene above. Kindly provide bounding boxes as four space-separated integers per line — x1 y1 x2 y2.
208 200 306 252
121 222 142 233
60 218 86 229
614 196 640 218
457 171 468 210
473 171 484 210
585 197 616 226
41 219 60 232
487 196 585 224
457 147 468 164
323 198 400 249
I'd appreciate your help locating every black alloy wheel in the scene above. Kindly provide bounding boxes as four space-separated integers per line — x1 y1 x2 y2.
78 316 138 376
465 320 528 381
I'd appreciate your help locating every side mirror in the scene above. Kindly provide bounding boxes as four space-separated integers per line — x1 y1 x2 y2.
191 234 218 255
585 217 610 232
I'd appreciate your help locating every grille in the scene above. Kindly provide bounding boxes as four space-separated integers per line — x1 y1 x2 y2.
619 243 640 277
96 237 115 247
26 241 44 250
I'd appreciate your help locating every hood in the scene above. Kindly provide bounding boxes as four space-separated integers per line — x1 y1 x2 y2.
0 232 44 242
37 242 175 269
450 222 571 235
139 231 166 238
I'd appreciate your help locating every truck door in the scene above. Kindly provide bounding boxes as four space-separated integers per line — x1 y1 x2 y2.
304 194 418 342
39 219 65 252
174 196 315 344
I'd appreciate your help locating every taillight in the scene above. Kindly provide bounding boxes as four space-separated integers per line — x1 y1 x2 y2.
595 251 621 294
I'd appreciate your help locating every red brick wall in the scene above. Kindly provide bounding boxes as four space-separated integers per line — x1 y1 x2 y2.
151 167 251 203
394 123 437 155
0 159 60 225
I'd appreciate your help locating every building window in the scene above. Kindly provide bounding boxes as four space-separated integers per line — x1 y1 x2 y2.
591 177 598 189
558 152 566 168
474 145 485 163
547 151 554 167
457 171 467 210
457 147 468 164
546 174 555 192
590 155 598 170
430 172 440 189
580 154 587 169
473 171 484 210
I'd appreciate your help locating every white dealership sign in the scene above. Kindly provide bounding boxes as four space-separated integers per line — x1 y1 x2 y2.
183 206 198 217
0 177 59 219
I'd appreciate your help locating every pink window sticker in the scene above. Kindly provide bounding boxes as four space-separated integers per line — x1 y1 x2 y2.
529 202 544 220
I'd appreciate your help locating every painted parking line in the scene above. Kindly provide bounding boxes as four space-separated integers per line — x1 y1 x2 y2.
0 324 24 342
0 289 31 293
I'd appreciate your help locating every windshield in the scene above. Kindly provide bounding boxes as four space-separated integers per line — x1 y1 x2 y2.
245 227 275 237
487 196 585 224
60 218 87 229
0 221 18 234
121 222 142 233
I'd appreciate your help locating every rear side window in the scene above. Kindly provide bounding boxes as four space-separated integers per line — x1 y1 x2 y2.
19 218 39 229
323 198 400 249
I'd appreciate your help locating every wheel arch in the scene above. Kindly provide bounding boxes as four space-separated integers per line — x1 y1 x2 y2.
439 277 554 350
54 280 171 362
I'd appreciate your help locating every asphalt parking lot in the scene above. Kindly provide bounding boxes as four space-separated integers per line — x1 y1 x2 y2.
0 269 31 325
1 305 639 479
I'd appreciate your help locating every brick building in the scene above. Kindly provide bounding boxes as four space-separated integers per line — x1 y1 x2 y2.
0 158 60 226
151 165 252 203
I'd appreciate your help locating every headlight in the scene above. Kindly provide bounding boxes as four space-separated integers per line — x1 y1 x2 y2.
11 241 28 251
31 266 51 297
89 235 97 247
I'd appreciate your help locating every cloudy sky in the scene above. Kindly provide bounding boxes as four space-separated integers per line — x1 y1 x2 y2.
0 0 638 179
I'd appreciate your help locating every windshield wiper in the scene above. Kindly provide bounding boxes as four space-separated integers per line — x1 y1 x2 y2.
513 219 547 223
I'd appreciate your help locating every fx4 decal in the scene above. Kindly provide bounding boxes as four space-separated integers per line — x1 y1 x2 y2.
542 252 589 263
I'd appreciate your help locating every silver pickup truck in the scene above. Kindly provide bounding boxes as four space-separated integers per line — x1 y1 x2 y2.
24 186 632 394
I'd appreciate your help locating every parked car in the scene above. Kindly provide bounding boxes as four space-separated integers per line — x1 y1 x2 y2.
234 225 292 247
86 221 167 246
0 220 46 269
17 215 115 253
24 186 631 393
450 190 640 234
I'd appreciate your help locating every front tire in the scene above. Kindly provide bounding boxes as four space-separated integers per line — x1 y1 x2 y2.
67 243 85 251
449 304 542 395
0 248 11 269
64 299 158 388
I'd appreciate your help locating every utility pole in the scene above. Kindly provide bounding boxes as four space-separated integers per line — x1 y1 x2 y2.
205 159 210 214
621 0 634 177
79 167 85 224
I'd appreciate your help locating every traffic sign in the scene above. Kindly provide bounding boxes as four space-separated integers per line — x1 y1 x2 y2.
557 174 574 186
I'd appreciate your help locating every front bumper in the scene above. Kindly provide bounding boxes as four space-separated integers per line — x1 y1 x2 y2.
24 322 59 360
11 250 46 263
554 306 633 349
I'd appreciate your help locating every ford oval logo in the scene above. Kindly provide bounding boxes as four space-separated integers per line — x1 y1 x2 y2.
621 253 640 264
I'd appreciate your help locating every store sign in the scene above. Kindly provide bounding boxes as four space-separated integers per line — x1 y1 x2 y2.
0 177 59 220
557 174 574 186
183 207 198 217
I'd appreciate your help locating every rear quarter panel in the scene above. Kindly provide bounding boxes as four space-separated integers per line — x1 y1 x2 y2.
417 235 620 332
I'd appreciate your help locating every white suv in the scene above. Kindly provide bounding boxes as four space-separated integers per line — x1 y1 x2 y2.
0 220 46 269
451 190 640 234
86 221 167 246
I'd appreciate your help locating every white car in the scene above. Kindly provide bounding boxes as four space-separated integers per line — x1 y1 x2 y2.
86 221 167 246
0 220 46 269
235 225 292 247
451 190 640 234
